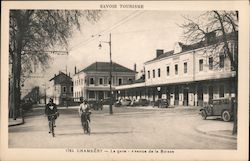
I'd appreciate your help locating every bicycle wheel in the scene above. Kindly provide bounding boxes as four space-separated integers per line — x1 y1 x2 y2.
49 121 52 134
51 118 55 137
87 120 91 135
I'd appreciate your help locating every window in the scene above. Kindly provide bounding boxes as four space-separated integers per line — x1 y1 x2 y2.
89 91 95 99
219 55 224 68
128 78 132 83
219 85 224 98
147 71 150 79
118 78 123 85
89 78 94 85
175 64 178 75
153 70 155 78
158 68 161 77
99 78 103 85
71 86 73 92
166 66 170 76
63 86 66 93
209 57 213 70
184 62 187 73
199 59 203 71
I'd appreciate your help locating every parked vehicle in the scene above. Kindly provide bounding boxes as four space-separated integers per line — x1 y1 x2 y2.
114 100 122 107
153 99 169 108
199 97 235 122
120 99 131 106
102 98 116 105
131 99 149 106
88 100 103 110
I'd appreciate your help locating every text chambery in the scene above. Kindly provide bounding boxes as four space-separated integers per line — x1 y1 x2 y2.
100 4 144 9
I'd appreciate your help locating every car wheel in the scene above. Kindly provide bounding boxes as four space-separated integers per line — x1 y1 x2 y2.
201 110 207 120
222 110 231 122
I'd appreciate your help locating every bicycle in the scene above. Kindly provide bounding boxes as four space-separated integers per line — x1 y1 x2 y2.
47 113 57 137
81 112 91 135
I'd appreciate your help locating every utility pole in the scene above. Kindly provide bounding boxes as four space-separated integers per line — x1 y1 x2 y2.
109 33 113 114
99 33 113 114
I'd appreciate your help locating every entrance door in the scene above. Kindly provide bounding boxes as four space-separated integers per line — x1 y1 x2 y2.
98 91 104 100
183 89 189 106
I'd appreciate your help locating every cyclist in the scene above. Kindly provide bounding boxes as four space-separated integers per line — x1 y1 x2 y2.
45 98 58 133
78 97 91 123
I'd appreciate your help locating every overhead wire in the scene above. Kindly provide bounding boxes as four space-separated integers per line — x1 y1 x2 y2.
68 10 144 52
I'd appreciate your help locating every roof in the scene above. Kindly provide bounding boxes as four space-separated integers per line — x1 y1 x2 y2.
77 62 136 74
146 50 174 63
49 71 72 82
145 32 237 64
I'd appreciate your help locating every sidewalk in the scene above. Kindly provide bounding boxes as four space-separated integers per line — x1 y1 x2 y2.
195 122 237 140
8 118 24 127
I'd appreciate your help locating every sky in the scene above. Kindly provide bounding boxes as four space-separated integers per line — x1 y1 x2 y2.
23 10 205 94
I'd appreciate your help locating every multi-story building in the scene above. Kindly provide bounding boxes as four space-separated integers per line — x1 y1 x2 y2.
116 32 237 107
48 71 73 105
73 62 136 102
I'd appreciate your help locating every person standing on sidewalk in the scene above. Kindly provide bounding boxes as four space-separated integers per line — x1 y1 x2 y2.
45 98 58 133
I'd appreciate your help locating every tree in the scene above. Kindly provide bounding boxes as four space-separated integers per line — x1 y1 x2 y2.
9 10 101 119
180 11 238 134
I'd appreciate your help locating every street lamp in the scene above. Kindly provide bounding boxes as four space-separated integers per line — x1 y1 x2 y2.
99 33 113 115
157 86 161 99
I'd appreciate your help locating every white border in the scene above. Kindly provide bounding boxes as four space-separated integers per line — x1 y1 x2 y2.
1 1 249 161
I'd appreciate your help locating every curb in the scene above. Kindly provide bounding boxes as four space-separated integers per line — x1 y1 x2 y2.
194 127 237 140
8 119 25 127
8 121 24 127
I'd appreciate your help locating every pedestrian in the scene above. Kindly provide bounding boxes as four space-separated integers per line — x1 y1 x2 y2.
100 99 103 110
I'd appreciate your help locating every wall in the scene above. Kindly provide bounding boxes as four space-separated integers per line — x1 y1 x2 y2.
145 51 194 86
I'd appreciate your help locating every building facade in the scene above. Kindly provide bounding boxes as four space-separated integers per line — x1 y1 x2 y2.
115 33 237 107
73 62 137 102
48 71 73 105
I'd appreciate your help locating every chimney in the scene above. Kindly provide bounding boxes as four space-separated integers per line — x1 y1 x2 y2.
134 63 137 72
74 66 77 74
54 74 56 77
69 72 70 77
156 49 164 58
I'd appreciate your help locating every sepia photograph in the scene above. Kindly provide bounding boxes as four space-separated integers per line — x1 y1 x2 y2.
1 1 249 161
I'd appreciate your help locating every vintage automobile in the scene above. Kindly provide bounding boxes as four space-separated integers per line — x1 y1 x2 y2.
130 99 149 107
120 98 131 106
199 97 235 122
153 99 169 108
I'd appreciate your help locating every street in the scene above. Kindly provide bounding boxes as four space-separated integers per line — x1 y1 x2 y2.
9 105 236 149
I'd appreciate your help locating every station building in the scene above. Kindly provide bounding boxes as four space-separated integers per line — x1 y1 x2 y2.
115 33 237 107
